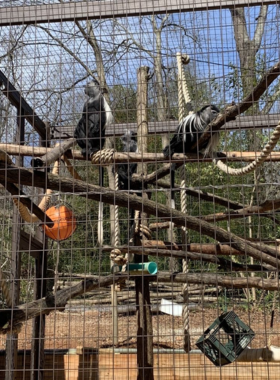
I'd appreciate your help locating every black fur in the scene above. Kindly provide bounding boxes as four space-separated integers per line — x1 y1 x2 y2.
118 130 138 191
163 105 220 157
74 80 113 158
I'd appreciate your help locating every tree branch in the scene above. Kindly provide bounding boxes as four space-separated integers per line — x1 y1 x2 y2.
196 59 280 148
1 162 280 268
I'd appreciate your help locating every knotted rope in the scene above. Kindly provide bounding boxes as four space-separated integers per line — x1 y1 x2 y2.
110 171 126 267
91 148 115 165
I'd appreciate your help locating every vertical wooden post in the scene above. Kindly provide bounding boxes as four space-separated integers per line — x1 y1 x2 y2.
31 126 49 380
5 107 25 380
135 66 154 380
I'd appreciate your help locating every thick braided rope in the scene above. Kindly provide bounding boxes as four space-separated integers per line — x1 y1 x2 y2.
91 149 115 165
110 172 126 268
177 52 192 352
177 53 186 122
181 178 191 352
215 120 280 176
114 171 120 247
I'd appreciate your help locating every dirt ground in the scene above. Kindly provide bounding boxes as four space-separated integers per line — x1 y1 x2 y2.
1 307 279 351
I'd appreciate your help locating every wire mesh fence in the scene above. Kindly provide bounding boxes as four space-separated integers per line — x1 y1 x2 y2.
0 1 279 379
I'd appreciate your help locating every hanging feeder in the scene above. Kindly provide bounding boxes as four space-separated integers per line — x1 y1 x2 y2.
196 311 255 367
42 205 77 241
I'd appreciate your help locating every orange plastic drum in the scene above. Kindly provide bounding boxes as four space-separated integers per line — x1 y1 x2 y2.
43 205 77 241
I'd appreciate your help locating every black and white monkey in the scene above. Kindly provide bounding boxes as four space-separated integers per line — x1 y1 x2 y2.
118 130 138 191
116 130 139 232
74 80 113 246
163 105 220 158
74 79 113 157
163 105 221 207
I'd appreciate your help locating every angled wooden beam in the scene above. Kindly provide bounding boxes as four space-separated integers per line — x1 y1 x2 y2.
0 0 277 26
19 230 43 259
0 71 46 140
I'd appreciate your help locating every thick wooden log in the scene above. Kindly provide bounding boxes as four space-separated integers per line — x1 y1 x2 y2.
0 162 279 268
30 138 76 168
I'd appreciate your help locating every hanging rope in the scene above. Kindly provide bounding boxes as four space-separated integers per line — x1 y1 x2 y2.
177 52 192 353
176 52 193 119
110 171 126 267
214 121 280 176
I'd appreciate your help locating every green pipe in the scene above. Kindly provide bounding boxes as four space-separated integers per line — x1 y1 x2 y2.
111 262 158 275
127 262 157 275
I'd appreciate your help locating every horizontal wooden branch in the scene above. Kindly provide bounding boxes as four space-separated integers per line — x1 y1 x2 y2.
0 270 279 333
202 199 280 223
108 246 269 271
2 143 280 163
1 162 279 268
103 242 244 256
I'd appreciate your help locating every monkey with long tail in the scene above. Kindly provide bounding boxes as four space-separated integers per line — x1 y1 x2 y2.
163 105 221 208
75 80 113 245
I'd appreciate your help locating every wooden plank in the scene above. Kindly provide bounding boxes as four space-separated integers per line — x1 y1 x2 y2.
1 351 280 379
19 230 43 259
0 0 278 26
52 114 280 139
98 352 280 379
0 71 46 139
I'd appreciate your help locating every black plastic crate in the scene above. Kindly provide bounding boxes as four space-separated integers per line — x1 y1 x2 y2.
196 311 255 366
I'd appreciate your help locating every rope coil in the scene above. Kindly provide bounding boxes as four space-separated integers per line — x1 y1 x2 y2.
91 149 115 165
